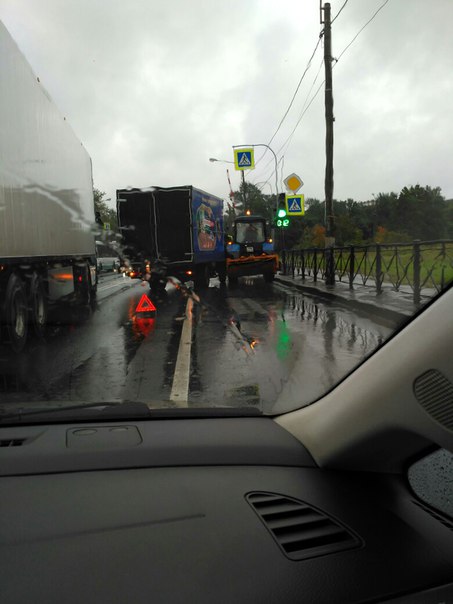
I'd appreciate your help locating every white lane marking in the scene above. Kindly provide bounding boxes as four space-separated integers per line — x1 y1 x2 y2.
170 298 193 406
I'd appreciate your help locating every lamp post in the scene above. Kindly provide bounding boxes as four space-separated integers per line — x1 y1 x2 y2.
209 157 238 219
209 157 234 164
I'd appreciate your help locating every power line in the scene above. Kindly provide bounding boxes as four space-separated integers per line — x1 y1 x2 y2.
331 0 350 24
266 32 324 149
336 0 391 62
254 0 392 188
254 29 324 169
254 78 324 191
253 57 325 187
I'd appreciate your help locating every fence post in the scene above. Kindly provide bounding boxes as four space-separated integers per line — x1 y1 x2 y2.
375 244 382 295
349 246 355 289
413 240 421 304
291 250 295 278
301 249 305 280
441 241 446 290
281 249 286 275
313 249 318 283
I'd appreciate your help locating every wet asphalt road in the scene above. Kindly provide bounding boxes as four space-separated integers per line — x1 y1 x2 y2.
0 272 394 414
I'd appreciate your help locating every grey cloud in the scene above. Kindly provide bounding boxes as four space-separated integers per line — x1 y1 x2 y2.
1 0 452 205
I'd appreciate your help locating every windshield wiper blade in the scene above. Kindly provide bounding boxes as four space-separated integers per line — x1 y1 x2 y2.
0 402 262 423
0 401 152 422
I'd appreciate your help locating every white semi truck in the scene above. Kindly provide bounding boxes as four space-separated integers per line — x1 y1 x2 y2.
0 22 97 351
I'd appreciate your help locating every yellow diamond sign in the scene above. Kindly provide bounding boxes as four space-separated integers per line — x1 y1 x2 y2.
284 173 304 193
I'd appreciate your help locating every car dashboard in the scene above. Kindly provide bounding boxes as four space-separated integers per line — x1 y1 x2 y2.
1 417 453 603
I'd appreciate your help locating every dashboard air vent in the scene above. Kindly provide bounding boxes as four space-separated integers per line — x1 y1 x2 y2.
246 492 362 561
413 369 453 430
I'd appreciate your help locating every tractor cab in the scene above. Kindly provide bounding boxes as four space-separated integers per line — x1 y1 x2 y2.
230 215 271 257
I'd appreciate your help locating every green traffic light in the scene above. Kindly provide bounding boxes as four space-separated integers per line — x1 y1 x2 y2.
277 208 286 218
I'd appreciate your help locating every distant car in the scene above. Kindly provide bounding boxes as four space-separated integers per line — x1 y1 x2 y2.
126 263 143 279
97 256 121 273
95 241 121 273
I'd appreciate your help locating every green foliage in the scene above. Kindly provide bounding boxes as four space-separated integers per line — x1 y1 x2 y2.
300 185 448 248
94 188 118 232
226 183 450 249
234 182 276 221
395 185 446 240
446 200 453 238
374 226 412 244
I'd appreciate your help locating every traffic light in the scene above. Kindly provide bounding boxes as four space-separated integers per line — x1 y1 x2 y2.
276 194 290 227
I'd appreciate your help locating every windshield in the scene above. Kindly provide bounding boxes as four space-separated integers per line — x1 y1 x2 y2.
236 221 266 243
0 1 452 422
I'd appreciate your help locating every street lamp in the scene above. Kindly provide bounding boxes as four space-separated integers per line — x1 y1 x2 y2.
209 157 239 216
209 157 234 164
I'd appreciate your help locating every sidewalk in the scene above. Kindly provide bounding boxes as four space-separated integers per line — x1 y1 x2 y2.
274 272 430 324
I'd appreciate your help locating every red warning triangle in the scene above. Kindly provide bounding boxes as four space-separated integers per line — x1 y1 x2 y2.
136 294 157 312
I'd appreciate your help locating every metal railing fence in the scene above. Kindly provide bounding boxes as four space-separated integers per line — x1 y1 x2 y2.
281 240 453 304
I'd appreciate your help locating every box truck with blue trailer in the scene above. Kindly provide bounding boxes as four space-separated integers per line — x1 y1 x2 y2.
117 186 226 289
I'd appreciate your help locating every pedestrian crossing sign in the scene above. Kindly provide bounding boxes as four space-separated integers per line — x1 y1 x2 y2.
285 194 305 216
234 148 255 171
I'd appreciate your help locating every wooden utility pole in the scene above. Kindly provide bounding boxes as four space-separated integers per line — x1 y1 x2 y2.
322 2 335 284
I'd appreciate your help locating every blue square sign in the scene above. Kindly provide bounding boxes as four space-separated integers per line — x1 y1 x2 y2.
285 194 305 216
234 148 255 171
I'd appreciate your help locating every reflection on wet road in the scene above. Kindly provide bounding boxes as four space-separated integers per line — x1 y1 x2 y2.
0 273 394 414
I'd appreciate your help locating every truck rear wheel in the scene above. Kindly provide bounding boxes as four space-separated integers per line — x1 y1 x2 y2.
3 274 28 352
194 265 210 289
29 272 48 338
217 262 227 284
75 262 96 308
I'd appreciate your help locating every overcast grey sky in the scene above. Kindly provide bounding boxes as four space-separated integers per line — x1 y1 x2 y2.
1 0 452 208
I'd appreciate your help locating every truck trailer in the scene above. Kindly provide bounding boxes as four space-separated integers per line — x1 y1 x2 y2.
0 22 97 351
117 186 226 289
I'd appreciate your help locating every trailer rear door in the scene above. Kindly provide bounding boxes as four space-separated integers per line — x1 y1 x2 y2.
154 188 193 263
